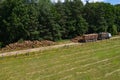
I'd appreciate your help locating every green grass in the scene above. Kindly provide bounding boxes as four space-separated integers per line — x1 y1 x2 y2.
56 39 72 44
0 38 120 80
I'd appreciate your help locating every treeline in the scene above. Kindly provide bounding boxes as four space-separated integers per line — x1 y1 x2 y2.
0 0 120 47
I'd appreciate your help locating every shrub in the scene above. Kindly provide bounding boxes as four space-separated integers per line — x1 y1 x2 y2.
0 42 3 48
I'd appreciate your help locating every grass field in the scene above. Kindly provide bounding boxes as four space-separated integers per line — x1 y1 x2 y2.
0 38 120 80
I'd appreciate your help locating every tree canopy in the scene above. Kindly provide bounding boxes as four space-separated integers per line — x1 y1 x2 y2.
0 0 120 47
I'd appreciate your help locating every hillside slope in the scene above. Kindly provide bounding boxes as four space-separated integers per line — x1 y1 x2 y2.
0 38 120 80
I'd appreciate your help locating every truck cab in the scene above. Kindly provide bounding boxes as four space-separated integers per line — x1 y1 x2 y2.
98 32 112 40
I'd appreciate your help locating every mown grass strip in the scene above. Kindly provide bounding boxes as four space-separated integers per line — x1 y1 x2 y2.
0 38 120 80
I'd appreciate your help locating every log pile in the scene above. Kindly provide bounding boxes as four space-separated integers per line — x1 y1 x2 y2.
71 36 83 42
1 40 55 51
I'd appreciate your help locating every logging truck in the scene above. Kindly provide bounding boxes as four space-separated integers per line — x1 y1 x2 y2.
79 32 112 42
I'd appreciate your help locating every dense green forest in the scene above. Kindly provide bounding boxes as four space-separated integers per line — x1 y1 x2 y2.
0 0 120 47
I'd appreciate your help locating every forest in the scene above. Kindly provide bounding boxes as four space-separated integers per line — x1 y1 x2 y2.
0 0 120 47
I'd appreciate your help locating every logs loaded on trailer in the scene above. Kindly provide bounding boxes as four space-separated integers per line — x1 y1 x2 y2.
79 32 112 42
80 34 98 42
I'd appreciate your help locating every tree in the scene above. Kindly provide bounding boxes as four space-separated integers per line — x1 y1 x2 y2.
83 2 115 33
75 16 88 35
63 0 87 38
97 16 108 32
83 2 98 33
114 5 120 32
55 0 70 39
108 25 118 35
0 0 28 44
38 0 61 41
25 3 39 40
0 0 39 44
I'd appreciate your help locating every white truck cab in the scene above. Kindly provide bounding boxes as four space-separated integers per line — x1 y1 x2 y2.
108 33 112 38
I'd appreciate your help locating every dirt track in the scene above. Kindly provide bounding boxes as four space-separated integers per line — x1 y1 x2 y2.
0 43 80 57
0 36 119 57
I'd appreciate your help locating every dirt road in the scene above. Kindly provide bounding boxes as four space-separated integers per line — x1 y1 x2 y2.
0 43 80 57
0 36 119 57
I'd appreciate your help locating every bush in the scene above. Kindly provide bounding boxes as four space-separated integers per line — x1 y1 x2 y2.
0 42 3 48
108 25 118 35
18 38 24 43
